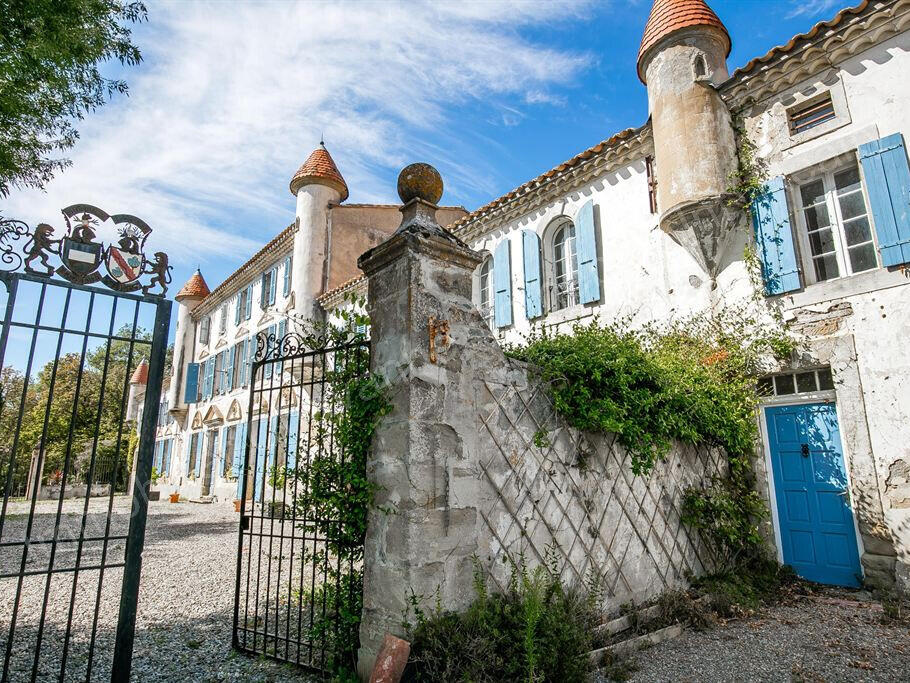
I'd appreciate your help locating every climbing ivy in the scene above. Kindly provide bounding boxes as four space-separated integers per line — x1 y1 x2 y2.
507 308 797 567
726 113 769 215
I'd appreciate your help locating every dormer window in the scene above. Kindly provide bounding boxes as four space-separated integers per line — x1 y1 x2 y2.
788 92 835 136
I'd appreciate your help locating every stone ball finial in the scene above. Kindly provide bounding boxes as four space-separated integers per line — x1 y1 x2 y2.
397 163 443 205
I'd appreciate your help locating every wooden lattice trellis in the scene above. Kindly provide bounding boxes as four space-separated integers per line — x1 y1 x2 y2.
476 376 727 609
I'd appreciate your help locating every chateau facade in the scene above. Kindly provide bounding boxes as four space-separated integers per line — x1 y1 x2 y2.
136 0 910 590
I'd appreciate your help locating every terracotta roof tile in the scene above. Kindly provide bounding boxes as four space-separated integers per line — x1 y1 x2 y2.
176 270 210 300
289 143 349 201
130 359 148 384
637 0 730 82
732 0 870 78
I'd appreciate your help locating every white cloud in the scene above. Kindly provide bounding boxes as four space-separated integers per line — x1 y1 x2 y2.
785 0 842 20
3 0 593 269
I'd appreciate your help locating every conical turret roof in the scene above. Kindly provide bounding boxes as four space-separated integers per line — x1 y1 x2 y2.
130 358 148 384
637 0 730 82
175 269 210 301
289 142 349 201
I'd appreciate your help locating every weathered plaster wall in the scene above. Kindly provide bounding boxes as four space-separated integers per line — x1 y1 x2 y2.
741 31 910 589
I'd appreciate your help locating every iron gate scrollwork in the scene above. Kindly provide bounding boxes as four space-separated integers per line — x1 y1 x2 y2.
233 326 370 674
0 209 171 682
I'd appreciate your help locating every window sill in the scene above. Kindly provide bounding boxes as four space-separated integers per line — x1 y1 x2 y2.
783 267 910 308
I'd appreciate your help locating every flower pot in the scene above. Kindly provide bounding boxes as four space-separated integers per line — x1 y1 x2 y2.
169 493 180 504
233 499 242 513
148 490 161 502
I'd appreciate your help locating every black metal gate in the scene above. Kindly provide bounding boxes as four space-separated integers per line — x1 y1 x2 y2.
233 328 370 674
0 208 171 682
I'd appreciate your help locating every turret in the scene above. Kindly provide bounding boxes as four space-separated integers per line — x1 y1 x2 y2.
167 269 210 416
638 0 740 277
126 358 148 423
289 142 348 320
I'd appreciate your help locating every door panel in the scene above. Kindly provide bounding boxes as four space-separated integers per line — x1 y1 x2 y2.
766 402 862 587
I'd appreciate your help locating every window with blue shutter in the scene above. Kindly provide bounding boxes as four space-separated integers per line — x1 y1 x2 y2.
859 133 910 267
522 230 543 319
263 325 276 379
203 357 215 399
234 422 246 499
242 337 251 386
225 347 235 393
575 200 601 304
493 240 512 328
185 437 193 476
276 319 286 375
184 363 200 403
287 411 299 470
283 256 292 296
194 433 203 478
269 267 277 304
234 292 242 325
245 284 253 320
164 439 172 475
751 176 802 295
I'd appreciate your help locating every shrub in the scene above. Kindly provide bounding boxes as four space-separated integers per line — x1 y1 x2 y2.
406 562 602 682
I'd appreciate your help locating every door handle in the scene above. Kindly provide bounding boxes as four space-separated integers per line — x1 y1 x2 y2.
800 443 810 458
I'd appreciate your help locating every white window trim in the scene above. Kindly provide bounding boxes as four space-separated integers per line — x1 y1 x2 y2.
477 255 494 330
544 216 579 314
782 79 851 149
789 155 880 287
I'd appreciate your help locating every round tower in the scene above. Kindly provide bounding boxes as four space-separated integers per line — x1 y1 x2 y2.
638 0 741 277
289 142 348 320
167 269 210 415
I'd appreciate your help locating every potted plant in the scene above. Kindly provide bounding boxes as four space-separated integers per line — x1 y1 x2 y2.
169 492 180 503
148 468 161 501
233 499 242 513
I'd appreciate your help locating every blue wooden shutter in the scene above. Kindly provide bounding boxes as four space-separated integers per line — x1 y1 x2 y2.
493 240 512 328
751 176 801 295
859 133 910 266
263 325 276 379
165 440 172 475
242 338 251 386
184 363 199 403
234 293 242 325
260 274 267 307
522 230 543 319
287 411 299 469
269 267 277 304
185 437 193 476
202 357 214 399
194 433 203 478
245 284 253 319
226 346 235 391
276 319 286 375
234 422 246 498
575 200 601 304
283 256 292 296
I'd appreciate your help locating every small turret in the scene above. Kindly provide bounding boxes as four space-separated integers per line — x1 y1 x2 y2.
126 358 148 423
167 269 210 416
290 142 348 319
639 0 741 278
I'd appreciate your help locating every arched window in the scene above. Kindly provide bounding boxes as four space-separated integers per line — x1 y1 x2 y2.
551 220 578 310
478 256 494 327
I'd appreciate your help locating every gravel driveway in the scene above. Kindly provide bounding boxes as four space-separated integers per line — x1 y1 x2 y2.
0 497 318 682
621 589 910 682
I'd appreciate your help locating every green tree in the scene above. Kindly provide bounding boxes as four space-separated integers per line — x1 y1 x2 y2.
0 0 147 197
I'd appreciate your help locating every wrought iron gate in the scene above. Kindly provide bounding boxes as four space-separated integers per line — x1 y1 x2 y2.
0 208 171 682
233 329 370 674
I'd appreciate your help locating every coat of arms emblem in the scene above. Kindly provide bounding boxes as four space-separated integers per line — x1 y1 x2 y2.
56 211 103 284
102 219 151 292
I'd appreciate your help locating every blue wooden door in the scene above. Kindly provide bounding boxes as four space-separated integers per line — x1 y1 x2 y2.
766 403 861 587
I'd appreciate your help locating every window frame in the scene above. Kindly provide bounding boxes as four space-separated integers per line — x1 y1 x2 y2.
546 217 579 312
787 92 836 137
478 255 494 328
199 316 210 345
790 157 880 286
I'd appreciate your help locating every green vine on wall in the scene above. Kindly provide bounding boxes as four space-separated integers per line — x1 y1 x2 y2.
507 309 797 568
726 113 770 215
284 312 390 675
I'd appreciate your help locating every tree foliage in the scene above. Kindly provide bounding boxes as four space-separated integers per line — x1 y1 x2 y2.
0 325 150 495
0 0 147 196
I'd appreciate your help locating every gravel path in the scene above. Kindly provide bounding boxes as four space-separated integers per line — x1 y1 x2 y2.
0 497 318 682
616 589 910 682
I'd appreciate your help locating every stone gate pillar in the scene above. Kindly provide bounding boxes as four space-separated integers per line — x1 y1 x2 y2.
356 164 484 676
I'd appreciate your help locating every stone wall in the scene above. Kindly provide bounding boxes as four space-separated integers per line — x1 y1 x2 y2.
356 201 725 674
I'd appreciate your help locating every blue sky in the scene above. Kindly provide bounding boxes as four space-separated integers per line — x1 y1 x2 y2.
3 0 850 350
